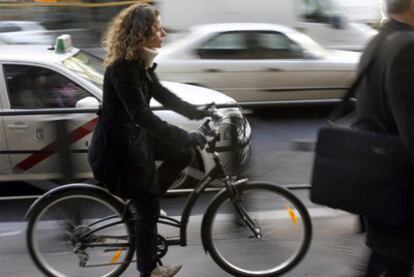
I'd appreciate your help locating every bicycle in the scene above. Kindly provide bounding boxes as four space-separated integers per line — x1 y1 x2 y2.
25 111 312 277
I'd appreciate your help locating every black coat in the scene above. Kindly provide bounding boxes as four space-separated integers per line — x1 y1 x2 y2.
89 59 204 198
356 20 414 263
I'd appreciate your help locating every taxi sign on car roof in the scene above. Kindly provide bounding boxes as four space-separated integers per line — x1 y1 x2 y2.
55 34 73 53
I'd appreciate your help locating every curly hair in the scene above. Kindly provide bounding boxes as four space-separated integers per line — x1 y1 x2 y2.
102 3 160 66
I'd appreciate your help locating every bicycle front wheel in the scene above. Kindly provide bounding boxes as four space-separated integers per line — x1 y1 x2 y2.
203 182 312 277
27 188 135 277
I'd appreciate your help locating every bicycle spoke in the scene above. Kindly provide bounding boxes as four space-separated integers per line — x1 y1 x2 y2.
205 183 312 276
28 192 135 277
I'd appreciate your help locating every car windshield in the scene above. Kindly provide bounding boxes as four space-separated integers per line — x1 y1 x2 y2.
62 51 104 88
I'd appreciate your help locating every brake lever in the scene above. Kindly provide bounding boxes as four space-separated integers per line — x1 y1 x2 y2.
206 102 216 110
201 119 211 130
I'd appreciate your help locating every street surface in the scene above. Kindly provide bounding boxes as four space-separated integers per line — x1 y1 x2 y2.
0 107 372 277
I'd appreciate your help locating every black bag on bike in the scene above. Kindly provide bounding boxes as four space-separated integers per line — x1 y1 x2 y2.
310 33 413 227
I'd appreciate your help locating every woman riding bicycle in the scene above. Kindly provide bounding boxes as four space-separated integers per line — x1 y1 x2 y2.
89 3 212 276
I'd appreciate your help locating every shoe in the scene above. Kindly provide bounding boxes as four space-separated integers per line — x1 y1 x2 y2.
150 264 182 277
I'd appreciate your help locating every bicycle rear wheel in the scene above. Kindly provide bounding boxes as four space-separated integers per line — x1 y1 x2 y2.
27 187 135 277
203 182 312 277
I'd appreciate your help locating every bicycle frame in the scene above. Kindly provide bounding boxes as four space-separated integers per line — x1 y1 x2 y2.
71 150 244 251
159 151 228 247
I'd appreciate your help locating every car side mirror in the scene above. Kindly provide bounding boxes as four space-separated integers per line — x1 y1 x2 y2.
75 96 100 108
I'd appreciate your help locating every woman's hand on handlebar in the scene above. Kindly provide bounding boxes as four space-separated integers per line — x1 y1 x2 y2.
196 103 222 122
187 130 207 148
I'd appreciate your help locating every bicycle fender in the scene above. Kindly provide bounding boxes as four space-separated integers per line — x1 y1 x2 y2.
200 187 230 253
24 183 125 220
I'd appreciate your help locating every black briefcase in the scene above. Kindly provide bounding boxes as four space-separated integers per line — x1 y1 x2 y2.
310 33 414 227
310 126 412 226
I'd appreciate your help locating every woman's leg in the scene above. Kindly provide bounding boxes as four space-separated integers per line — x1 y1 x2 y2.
364 250 386 277
132 193 160 277
364 250 413 277
151 135 195 194
157 147 194 194
384 258 413 277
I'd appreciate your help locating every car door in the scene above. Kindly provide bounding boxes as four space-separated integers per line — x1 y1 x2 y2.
0 116 9 179
192 30 272 103
1 63 98 181
248 30 348 102
0 65 12 179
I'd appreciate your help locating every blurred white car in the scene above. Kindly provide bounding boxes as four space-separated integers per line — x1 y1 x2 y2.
0 21 55 45
156 23 361 105
0 41 251 188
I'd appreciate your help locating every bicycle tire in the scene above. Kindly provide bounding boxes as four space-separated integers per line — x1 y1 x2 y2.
26 187 135 277
202 182 312 277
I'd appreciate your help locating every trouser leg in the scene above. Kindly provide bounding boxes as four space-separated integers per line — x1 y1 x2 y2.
132 193 160 276
364 251 386 277
384 258 412 277
152 135 195 195
364 250 413 277
157 149 194 194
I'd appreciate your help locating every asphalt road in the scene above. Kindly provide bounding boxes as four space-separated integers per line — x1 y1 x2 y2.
242 106 325 185
0 106 373 277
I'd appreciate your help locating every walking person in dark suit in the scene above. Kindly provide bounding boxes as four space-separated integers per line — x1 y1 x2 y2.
89 3 213 277
356 0 414 276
